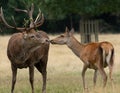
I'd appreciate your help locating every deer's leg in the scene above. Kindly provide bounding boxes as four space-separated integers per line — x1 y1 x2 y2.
29 65 34 93
108 63 115 91
35 61 47 93
93 69 98 87
41 69 47 93
108 64 113 81
97 66 107 88
82 64 88 90
11 65 17 93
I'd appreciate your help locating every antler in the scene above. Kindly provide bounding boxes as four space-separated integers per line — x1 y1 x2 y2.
14 3 44 29
0 4 44 32
34 9 44 27
0 7 29 31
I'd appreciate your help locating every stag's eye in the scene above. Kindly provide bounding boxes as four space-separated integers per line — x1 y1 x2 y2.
30 35 35 39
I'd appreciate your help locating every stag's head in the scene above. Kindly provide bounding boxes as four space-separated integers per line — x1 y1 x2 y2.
22 31 49 46
0 4 49 45
50 27 74 45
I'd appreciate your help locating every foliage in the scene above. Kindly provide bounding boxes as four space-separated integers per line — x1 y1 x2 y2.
40 0 120 19
0 0 120 34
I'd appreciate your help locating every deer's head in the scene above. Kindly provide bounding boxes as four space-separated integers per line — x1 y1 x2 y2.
50 27 74 45
0 4 49 46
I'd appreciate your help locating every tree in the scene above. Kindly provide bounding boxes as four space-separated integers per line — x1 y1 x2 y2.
1 0 120 34
39 0 120 19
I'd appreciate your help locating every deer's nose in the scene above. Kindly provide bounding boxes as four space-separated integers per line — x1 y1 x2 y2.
50 40 55 44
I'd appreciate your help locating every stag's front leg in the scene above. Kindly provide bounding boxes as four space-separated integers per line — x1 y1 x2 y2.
40 64 47 93
42 71 47 93
29 65 34 93
11 65 17 93
35 62 47 93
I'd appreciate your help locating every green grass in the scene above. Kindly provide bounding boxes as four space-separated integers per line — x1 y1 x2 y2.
0 70 120 93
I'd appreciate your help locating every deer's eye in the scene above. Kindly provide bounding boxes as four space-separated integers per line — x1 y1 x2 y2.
60 35 64 37
30 35 35 39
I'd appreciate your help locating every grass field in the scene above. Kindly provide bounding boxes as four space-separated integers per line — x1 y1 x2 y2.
0 34 120 93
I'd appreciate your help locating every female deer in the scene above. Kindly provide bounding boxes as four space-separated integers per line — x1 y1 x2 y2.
50 27 114 90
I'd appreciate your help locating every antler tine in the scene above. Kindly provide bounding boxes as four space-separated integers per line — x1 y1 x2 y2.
0 7 29 31
34 9 41 23
14 8 28 13
0 7 15 29
29 3 34 28
34 9 44 28
35 14 44 26
11 16 17 27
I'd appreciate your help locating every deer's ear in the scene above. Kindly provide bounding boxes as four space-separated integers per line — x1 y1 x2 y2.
69 28 74 36
65 26 70 36
65 26 69 33
23 32 28 39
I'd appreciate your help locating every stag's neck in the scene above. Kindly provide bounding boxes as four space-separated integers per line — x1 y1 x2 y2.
16 41 40 63
67 36 84 57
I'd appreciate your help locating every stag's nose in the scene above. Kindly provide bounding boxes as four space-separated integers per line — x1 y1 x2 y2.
46 39 50 43
43 38 50 44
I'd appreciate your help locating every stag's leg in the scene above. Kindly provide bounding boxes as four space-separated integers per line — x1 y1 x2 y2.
35 61 47 93
97 66 107 88
82 64 88 90
29 66 34 93
42 69 47 93
11 65 17 93
93 70 98 87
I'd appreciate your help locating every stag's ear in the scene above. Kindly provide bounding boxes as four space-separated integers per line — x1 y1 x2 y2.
23 32 28 39
69 28 74 36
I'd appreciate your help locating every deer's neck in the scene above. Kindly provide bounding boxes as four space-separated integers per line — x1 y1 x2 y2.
16 41 40 63
67 36 84 57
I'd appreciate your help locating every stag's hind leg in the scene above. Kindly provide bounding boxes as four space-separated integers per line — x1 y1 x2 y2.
35 61 47 93
11 65 17 93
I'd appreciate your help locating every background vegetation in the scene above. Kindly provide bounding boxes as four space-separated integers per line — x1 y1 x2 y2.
0 0 120 34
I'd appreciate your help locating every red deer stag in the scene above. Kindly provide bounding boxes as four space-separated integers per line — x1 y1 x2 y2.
0 4 49 93
50 27 114 90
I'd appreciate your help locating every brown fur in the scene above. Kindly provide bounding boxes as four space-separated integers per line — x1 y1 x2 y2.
50 27 114 90
7 30 50 93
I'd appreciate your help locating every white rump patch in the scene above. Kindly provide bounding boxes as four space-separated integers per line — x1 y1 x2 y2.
106 50 112 65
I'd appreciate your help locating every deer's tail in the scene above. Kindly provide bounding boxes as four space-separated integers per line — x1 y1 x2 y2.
102 48 114 67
